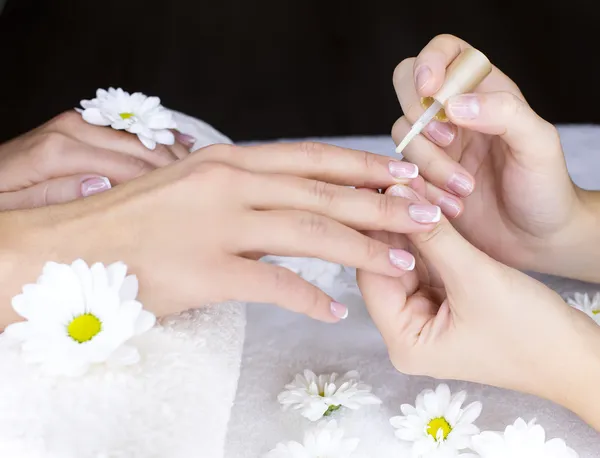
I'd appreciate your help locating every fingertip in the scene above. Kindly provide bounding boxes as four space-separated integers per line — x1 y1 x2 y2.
437 194 464 219
423 120 456 147
81 176 112 197
330 301 349 320
447 172 475 198
173 130 197 149
414 65 433 96
389 248 416 271
414 63 445 97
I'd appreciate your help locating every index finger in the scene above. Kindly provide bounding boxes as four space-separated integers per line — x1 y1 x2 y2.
413 34 523 99
199 141 418 190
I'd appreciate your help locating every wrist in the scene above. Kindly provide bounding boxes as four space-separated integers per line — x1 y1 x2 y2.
545 310 600 430
523 188 600 282
0 204 106 328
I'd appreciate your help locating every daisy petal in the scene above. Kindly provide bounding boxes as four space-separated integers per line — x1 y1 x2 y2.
81 108 111 126
3 321 34 341
458 402 482 425
153 129 175 145
134 310 156 335
107 262 128 291
436 384 452 411
119 275 139 301
11 294 35 320
145 111 174 129
138 134 156 150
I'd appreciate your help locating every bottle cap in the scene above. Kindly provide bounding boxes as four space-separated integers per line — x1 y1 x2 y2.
420 47 492 122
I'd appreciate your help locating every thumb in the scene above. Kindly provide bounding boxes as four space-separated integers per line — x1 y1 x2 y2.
0 175 111 210
445 91 561 162
408 220 478 281
388 184 490 283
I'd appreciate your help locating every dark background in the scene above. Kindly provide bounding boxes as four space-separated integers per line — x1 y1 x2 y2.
0 0 598 143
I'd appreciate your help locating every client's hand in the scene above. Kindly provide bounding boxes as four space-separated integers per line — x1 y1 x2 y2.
356 187 600 430
392 34 594 280
0 110 193 210
6 142 440 325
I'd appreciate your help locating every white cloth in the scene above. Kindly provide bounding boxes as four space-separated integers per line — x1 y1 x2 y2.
226 126 600 457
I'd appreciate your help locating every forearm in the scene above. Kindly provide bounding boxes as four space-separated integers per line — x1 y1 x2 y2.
0 207 86 329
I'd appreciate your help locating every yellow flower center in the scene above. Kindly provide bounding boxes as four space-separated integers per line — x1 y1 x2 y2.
67 313 102 343
593 309 600 315
427 417 452 441
119 112 135 120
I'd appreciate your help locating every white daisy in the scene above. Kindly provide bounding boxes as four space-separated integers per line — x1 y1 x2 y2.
566 292 600 325
278 369 381 421
3 259 156 377
390 384 482 457
265 420 359 458
77 87 177 150
466 418 578 458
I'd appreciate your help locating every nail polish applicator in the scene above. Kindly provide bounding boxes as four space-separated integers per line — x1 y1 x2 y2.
395 48 493 155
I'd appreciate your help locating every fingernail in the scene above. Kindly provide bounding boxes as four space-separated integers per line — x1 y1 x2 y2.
409 204 441 223
389 161 418 179
438 196 461 218
389 249 415 271
174 131 197 148
415 66 432 92
330 301 348 320
447 173 474 197
81 176 111 197
388 184 419 200
447 94 480 120
424 120 455 146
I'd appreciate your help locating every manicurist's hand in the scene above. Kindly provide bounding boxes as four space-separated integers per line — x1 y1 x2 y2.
0 142 441 327
393 34 600 282
0 110 193 210
356 187 600 431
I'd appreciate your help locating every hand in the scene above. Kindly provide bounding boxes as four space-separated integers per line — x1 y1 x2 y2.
356 187 600 430
392 34 594 279
0 110 194 210
2 142 443 326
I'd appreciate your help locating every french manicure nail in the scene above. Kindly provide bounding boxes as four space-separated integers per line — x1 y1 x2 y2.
447 173 474 197
388 184 419 200
409 204 441 223
389 249 415 271
389 161 418 179
447 94 480 120
81 176 111 197
415 66 432 92
438 196 461 218
174 131 197 148
424 120 455 146
330 301 348 320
